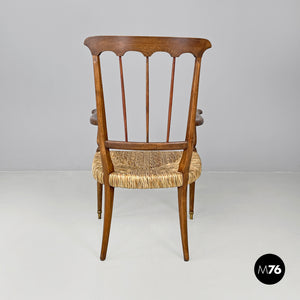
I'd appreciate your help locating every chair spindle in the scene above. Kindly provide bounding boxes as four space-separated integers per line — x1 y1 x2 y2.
118 56 128 142
146 56 149 142
166 57 176 142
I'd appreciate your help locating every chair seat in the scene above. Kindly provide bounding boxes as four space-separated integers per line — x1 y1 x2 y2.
92 151 201 189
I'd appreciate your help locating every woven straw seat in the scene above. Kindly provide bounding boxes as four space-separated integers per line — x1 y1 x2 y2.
92 151 201 189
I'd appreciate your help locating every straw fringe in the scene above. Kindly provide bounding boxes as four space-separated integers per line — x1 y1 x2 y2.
92 150 201 189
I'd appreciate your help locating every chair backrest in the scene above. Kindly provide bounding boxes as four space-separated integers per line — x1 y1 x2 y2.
84 36 211 183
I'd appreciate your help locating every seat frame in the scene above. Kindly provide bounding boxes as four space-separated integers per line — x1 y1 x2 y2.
84 36 211 261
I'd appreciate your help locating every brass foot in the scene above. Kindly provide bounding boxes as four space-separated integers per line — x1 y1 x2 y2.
189 212 194 220
98 211 102 219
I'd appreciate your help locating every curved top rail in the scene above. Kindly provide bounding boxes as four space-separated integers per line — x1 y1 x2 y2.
84 35 211 57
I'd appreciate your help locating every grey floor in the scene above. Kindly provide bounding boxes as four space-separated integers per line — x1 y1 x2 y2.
0 171 299 300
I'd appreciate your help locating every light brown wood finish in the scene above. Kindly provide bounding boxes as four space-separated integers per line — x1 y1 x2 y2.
176 58 202 260
118 56 128 142
84 36 211 57
178 184 189 261
146 56 149 142
92 55 114 183
190 110 199 218
92 55 115 260
85 36 211 261
179 58 202 178
166 57 176 142
105 140 188 150
100 185 114 260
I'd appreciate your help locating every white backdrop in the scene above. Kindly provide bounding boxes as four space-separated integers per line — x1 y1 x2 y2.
0 0 299 171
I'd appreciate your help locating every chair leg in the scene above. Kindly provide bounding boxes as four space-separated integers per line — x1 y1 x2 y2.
100 184 115 261
177 184 189 261
189 182 195 220
97 182 103 219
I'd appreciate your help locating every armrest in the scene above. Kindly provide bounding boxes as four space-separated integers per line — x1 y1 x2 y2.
90 109 98 125
90 108 204 126
195 109 204 126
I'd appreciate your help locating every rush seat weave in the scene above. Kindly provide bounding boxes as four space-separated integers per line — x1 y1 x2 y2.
92 151 202 189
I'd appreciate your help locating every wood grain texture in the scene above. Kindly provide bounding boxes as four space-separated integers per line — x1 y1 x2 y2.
84 36 211 57
105 140 188 150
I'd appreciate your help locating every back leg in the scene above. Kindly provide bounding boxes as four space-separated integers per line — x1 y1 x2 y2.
97 182 103 219
189 182 195 220
100 184 115 261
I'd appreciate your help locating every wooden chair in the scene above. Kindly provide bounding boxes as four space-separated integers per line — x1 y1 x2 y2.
84 36 211 261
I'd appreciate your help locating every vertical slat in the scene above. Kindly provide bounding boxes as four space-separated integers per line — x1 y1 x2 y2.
146 56 149 142
118 56 128 141
166 57 176 142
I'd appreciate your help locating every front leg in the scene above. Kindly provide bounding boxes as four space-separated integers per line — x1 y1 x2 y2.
178 184 189 261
